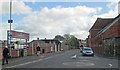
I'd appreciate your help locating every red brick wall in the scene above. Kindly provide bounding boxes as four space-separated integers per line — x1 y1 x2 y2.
90 29 100 38
27 47 32 56
93 17 120 55
45 43 51 53
117 20 120 35
11 50 19 58
33 43 37 54
0 47 3 60
45 47 51 53
102 21 119 39
88 16 119 55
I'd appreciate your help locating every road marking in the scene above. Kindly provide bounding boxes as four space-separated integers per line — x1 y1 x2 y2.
71 54 77 59
79 60 89 62
108 64 112 67
63 62 95 67
6 59 43 68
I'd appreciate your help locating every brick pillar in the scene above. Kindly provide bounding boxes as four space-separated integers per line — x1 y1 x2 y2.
27 47 32 56
58 44 61 52
11 49 19 58
55 44 57 52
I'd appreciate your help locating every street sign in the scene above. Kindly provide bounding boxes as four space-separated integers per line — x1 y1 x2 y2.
7 30 29 40
8 20 13 23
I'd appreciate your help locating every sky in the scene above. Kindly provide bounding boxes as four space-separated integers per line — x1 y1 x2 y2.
0 0 120 41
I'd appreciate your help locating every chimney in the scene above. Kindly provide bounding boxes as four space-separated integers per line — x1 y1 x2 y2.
37 37 39 40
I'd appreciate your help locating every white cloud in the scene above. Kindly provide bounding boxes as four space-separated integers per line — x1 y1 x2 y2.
0 0 119 2
1 2 118 41
0 1 32 15
95 2 118 18
109 0 120 2
118 2 120 14
0 1 32 40
0 22 9 40
14 6 100 40
0 21 18 40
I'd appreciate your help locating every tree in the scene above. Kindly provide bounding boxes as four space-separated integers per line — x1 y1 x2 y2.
63 34 70 39
63 34 79 49
54 35 65 41
69 36 79 49
54 34 79 49
63 34 71 45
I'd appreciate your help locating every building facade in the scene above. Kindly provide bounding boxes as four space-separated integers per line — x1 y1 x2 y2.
29 39 61 55
79 39 87 47
88 15 120 56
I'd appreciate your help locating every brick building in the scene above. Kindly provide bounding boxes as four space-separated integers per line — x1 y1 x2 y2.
41 39 61 52
88 14 120 56
29 39 61 55
79 39 87 47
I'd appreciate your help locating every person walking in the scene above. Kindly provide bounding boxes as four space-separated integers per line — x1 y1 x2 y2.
36 46 41 56
2 46 10 65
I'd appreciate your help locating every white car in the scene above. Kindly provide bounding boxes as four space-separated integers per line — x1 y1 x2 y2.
81 47 94 56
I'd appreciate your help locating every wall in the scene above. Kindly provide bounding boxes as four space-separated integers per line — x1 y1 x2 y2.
27 47 32 56
92 16 120 56
0 47 2 60
11 49 19 58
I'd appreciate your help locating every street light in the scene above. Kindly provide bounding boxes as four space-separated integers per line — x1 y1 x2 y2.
8 0 13 56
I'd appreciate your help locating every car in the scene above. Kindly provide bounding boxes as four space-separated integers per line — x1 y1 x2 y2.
81 47 94 56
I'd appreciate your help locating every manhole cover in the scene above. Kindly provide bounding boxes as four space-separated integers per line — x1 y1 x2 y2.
63 62 95 67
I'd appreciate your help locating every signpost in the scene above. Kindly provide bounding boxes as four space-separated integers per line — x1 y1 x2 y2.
8 0 13 56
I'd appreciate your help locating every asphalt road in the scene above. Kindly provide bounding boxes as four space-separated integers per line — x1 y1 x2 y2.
2 49 118 68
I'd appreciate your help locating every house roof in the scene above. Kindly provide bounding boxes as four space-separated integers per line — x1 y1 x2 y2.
30 39 61 44
97 14 120 36
89 18 114 32
41 39 61 43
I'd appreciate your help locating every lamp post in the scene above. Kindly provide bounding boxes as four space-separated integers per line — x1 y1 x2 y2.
8 0 13 56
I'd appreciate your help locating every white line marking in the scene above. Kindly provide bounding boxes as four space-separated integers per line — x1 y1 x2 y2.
71 55 77 59
79 60 89 62
6 59 43 68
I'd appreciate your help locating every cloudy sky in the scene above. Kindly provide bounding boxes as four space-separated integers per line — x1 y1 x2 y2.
0 0 119 41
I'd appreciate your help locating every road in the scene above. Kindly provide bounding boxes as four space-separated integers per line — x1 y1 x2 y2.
2 49 118 68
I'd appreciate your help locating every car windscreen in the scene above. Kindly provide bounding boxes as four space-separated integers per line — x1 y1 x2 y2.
83 48 92 50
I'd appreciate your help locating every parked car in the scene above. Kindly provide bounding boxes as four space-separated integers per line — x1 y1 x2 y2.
81 47 94 56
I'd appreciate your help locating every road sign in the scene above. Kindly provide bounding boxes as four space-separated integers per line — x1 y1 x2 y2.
8 20 13 23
